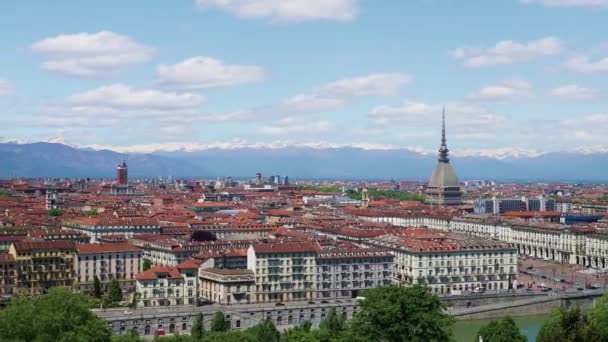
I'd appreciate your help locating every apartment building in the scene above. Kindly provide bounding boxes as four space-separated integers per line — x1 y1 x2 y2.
0 253 16 296
135 260 199 307
8 241 76 295
247 242 318 303
74 242 143 292
365 233 517 295
315 243 393 300
199 268 255 305
62 217 160 243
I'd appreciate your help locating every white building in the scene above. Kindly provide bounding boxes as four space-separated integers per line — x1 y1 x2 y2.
247 242 317 303
135 260 199 307
74 242 143 292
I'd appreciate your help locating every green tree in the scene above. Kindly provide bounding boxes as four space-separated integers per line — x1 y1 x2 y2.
0 288 111 341
48 208 63 216
210 312 226 332
108 278 123 303
475 317 526 342
143 259 152 271
111 327 141 342
191 313 205 339
248 318 280 342
93 275 102 298
537 307 588 342
353 285 454 342
582 294 608 341
202 331 255 342
317 308 345 340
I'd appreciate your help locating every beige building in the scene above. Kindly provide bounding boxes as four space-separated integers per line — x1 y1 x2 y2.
247 242 318 303
8 241 76 295
74 242 143 292
199 268 255 304
135 260 199 307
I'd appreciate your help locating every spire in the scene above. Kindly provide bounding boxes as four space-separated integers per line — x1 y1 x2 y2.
438 106 450 163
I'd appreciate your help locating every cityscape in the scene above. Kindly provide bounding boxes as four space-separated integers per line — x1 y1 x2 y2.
2 1 608 342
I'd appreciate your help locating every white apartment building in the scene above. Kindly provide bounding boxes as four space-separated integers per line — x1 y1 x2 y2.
74 242 143 292
247 242 317 303
135 260 199 307
315 244 393 299
199 268 255 304
365 233 518 295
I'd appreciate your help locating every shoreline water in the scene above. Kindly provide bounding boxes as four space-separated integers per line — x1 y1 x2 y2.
453 314 549 342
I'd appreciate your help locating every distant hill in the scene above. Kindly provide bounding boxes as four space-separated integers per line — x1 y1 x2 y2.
1 142 608 181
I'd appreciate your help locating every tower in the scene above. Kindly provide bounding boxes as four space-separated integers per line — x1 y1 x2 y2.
425 108 463 206
361 187 370 208
117 160 128 185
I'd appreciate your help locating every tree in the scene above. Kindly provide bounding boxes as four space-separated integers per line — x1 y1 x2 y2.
317 308 345 340
353 285 454 342
191 313 205 339
248 318 280 342
108 278 123 303
93 275 102 298
210 312 226 332
111 327 141 342
537 307 588 342
475 316 526 342
48 208 63 216
582 294 608 341
143 259 152 271
0 288 111 341
202 331 255 342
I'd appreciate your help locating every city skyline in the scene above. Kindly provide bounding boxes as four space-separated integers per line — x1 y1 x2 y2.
1 0 608 156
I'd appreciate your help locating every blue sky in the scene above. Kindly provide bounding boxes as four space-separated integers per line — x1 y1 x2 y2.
1 0 608 156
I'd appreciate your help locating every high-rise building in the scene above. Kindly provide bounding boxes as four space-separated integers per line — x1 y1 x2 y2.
425 109 463 206
117 160 128 185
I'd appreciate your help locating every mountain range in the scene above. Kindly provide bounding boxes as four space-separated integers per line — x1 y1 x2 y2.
1 142 607 182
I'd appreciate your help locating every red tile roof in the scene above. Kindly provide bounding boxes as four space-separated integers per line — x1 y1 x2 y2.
76 242 142 254
135 266 182 281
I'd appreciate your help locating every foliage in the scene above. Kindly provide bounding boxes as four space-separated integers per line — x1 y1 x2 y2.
475 316 526 342
202 331 255 342
296 186 342 193
0 288 111 341
111 328 141 342
248 318 280 342
354 285 454 342
84 209 99 216
210 312 226 332
537 306 589 342
317 308 345 340
143 259 152 271
108 278 123 303
93 275 102 298
0 191 12 197
583 294 608 341
191 313 205 339
597 195 608 203
48 208 63 216
346 189 426 202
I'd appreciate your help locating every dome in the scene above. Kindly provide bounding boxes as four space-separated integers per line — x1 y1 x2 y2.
428 162 460 188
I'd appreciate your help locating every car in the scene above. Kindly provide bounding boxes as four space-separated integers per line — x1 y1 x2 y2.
577 287 584 291
196 299 212 306
321 300 329 304
541 275 547 279
591 284 601 289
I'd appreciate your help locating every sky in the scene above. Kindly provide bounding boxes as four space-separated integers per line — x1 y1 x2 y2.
1 0 608 156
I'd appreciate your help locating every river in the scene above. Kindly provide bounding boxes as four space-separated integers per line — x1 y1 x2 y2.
452 314 548 342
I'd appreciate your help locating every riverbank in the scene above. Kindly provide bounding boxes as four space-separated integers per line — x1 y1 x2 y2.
453 314 548 341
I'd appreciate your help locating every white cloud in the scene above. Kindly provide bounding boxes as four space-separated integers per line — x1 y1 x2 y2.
450 37 563 67
157 56 265 89
0 79 14 96
66 84 205 109
258 117 335 135
468 79 533 101
564 55 608 73
196 0 357 23
315 73 413 97
31 31 155 76
280 94 344 112
548 84 598 99
519 0 608 8
368 101 509 141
